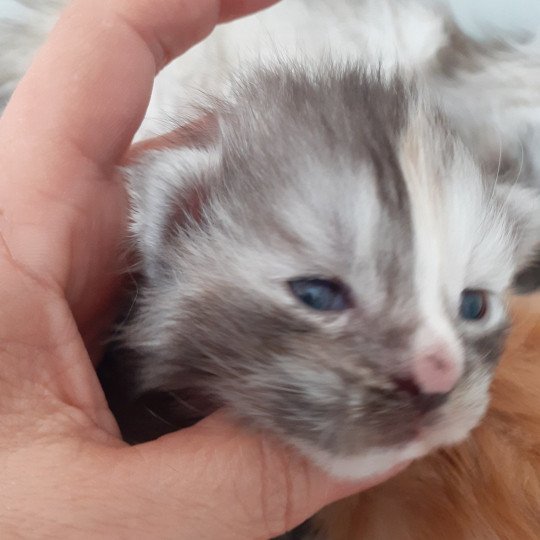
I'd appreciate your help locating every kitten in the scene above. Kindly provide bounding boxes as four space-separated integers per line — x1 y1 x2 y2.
105 62 539 480
1 2 539 538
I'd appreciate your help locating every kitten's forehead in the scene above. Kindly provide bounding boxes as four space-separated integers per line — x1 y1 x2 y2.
216 65 515 302
130 64 519 314
218 66 414 276
398 108 517 296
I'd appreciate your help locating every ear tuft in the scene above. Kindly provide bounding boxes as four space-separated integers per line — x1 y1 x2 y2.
124 143 220 278
129 112 219 159
165 183 210 238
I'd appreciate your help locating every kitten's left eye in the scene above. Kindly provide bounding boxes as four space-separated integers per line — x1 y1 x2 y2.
460 289 488 321
288 278 352 311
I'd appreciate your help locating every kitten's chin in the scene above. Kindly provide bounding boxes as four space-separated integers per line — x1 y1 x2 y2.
300 440 431 481
295 406 488 480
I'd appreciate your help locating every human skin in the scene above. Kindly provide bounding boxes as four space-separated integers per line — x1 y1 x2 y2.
0 1 407 538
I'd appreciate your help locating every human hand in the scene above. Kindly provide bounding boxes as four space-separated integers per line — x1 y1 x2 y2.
0 1 407 537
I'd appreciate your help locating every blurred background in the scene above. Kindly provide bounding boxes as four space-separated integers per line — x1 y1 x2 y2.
1 0 540 39
442 0 540 38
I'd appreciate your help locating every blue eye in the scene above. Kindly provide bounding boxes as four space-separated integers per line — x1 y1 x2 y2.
460 289 488 321
288 278 352 312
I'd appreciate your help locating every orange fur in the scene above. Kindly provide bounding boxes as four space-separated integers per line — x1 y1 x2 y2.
317 294 540 540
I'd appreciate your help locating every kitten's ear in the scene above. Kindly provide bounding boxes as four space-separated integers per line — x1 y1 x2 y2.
497 184 540 291
123 115 220 278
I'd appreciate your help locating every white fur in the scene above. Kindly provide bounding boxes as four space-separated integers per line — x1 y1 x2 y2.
145 0 449 139
0 0 448 134
125 146 221 277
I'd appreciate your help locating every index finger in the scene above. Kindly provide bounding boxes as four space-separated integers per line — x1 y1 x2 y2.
1 0 277 169
0 0 278 321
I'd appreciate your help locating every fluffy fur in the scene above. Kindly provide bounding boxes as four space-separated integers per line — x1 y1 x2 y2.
0 0 450 127
314 293 540 539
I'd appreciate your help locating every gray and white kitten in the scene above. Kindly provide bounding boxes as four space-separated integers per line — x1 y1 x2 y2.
112 63 540 479
2 0 540 481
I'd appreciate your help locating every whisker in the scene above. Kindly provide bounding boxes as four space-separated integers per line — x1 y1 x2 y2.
513 138 525 188
167 391 203 415
120 271 140 325
144 406 176 428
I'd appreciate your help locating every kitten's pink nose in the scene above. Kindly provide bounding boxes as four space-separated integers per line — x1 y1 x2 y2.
412 346 463 394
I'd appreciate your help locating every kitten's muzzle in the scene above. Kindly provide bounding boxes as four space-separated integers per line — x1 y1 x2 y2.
392 376 450 415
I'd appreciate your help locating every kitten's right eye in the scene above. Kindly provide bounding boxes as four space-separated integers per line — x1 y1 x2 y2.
288 278 352 312
460 289 488 321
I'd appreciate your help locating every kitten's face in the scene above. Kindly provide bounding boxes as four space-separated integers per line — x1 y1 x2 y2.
123 66 540 478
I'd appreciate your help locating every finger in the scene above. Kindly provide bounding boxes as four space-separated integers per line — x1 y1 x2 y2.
1 0 278 170
0 0 278 320
118 414 409 539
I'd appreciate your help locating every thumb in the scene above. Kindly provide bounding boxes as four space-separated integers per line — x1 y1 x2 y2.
117 413 408 539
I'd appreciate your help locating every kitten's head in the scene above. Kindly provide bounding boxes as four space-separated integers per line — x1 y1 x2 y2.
122 64 540 479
